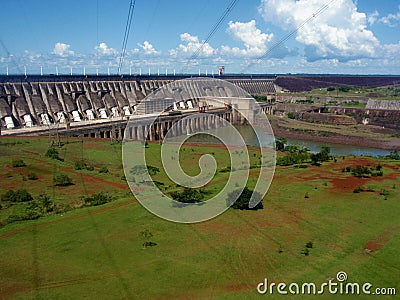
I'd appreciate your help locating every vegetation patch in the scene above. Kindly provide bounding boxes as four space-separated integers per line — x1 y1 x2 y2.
53 174 73 186
343 164 383 178
82 192 113 206
1 189 33 203
227 187 263 210
45 147 63 161
170 188 205 205
11 159 26 167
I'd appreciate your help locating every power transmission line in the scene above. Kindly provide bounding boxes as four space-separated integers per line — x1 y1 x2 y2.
182 0 239 73
118 0 136 75
242 0 337 73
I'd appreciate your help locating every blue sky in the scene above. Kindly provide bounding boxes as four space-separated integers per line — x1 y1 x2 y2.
0 0 399 75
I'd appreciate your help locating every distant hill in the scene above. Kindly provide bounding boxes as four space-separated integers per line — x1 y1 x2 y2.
275 75 400 92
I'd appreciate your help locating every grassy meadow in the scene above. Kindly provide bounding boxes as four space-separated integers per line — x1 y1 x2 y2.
0 136 399 299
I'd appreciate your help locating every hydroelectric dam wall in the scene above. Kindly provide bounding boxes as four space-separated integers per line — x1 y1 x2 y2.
0 75 277 136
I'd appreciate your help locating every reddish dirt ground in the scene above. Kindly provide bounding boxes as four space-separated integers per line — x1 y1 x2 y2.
61 167 129 190
20 149 40 156
363 226 396 252
295 157 399 193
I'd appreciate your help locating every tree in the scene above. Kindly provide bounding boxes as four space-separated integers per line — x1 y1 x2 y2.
310 146 331 166
275 137 287 152
388 150 400 160
170 188 204 204
227 187 263 210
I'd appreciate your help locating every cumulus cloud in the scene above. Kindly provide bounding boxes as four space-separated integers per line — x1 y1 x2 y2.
95 42 118 56
258 0 380 62
367 11 379 26
223 20 274 57
138 41 160 55
52 42 74 56
378 5 400 27
169 33 215 57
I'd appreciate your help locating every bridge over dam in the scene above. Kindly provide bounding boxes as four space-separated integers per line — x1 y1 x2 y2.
0 75 275 138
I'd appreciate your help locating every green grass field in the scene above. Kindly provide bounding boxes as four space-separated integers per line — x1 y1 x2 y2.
0 136 399 299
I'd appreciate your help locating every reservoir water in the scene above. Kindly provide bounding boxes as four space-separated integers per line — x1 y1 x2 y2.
186 125 391 157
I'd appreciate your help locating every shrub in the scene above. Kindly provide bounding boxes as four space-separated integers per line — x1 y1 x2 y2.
353 186 364 193
83 192 113 206
74 160 87 170
338 86 351 92
287 112 295 119
99 166 109 174
301 248 310 256
351 165 371 178
380 189 389 197
219 166 231 173
306 241 313 248
12 159 26 167
1 189 33 202
27 172 38 180
45 148 63 161
139 229 157 249
53 174 73 186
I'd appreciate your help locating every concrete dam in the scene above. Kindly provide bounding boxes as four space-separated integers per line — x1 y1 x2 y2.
0 75 277 133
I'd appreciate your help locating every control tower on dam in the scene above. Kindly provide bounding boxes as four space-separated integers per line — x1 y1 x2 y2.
0 75 277 133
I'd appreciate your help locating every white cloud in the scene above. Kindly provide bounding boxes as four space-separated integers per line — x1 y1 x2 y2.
378 5 400 27
180 33 199 43
52 42 74 56
223 20 274 57
367 11 379 26
258 0 380 62
95 42 118 56
170 33 215 57
138 41 160 55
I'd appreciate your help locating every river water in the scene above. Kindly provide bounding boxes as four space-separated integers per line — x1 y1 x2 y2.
186 125 391 157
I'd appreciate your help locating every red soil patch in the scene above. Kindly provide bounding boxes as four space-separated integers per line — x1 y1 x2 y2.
297 157 399 193
20 149 40 156
363 226 396 253
61 167 129 190
0 285 30 298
